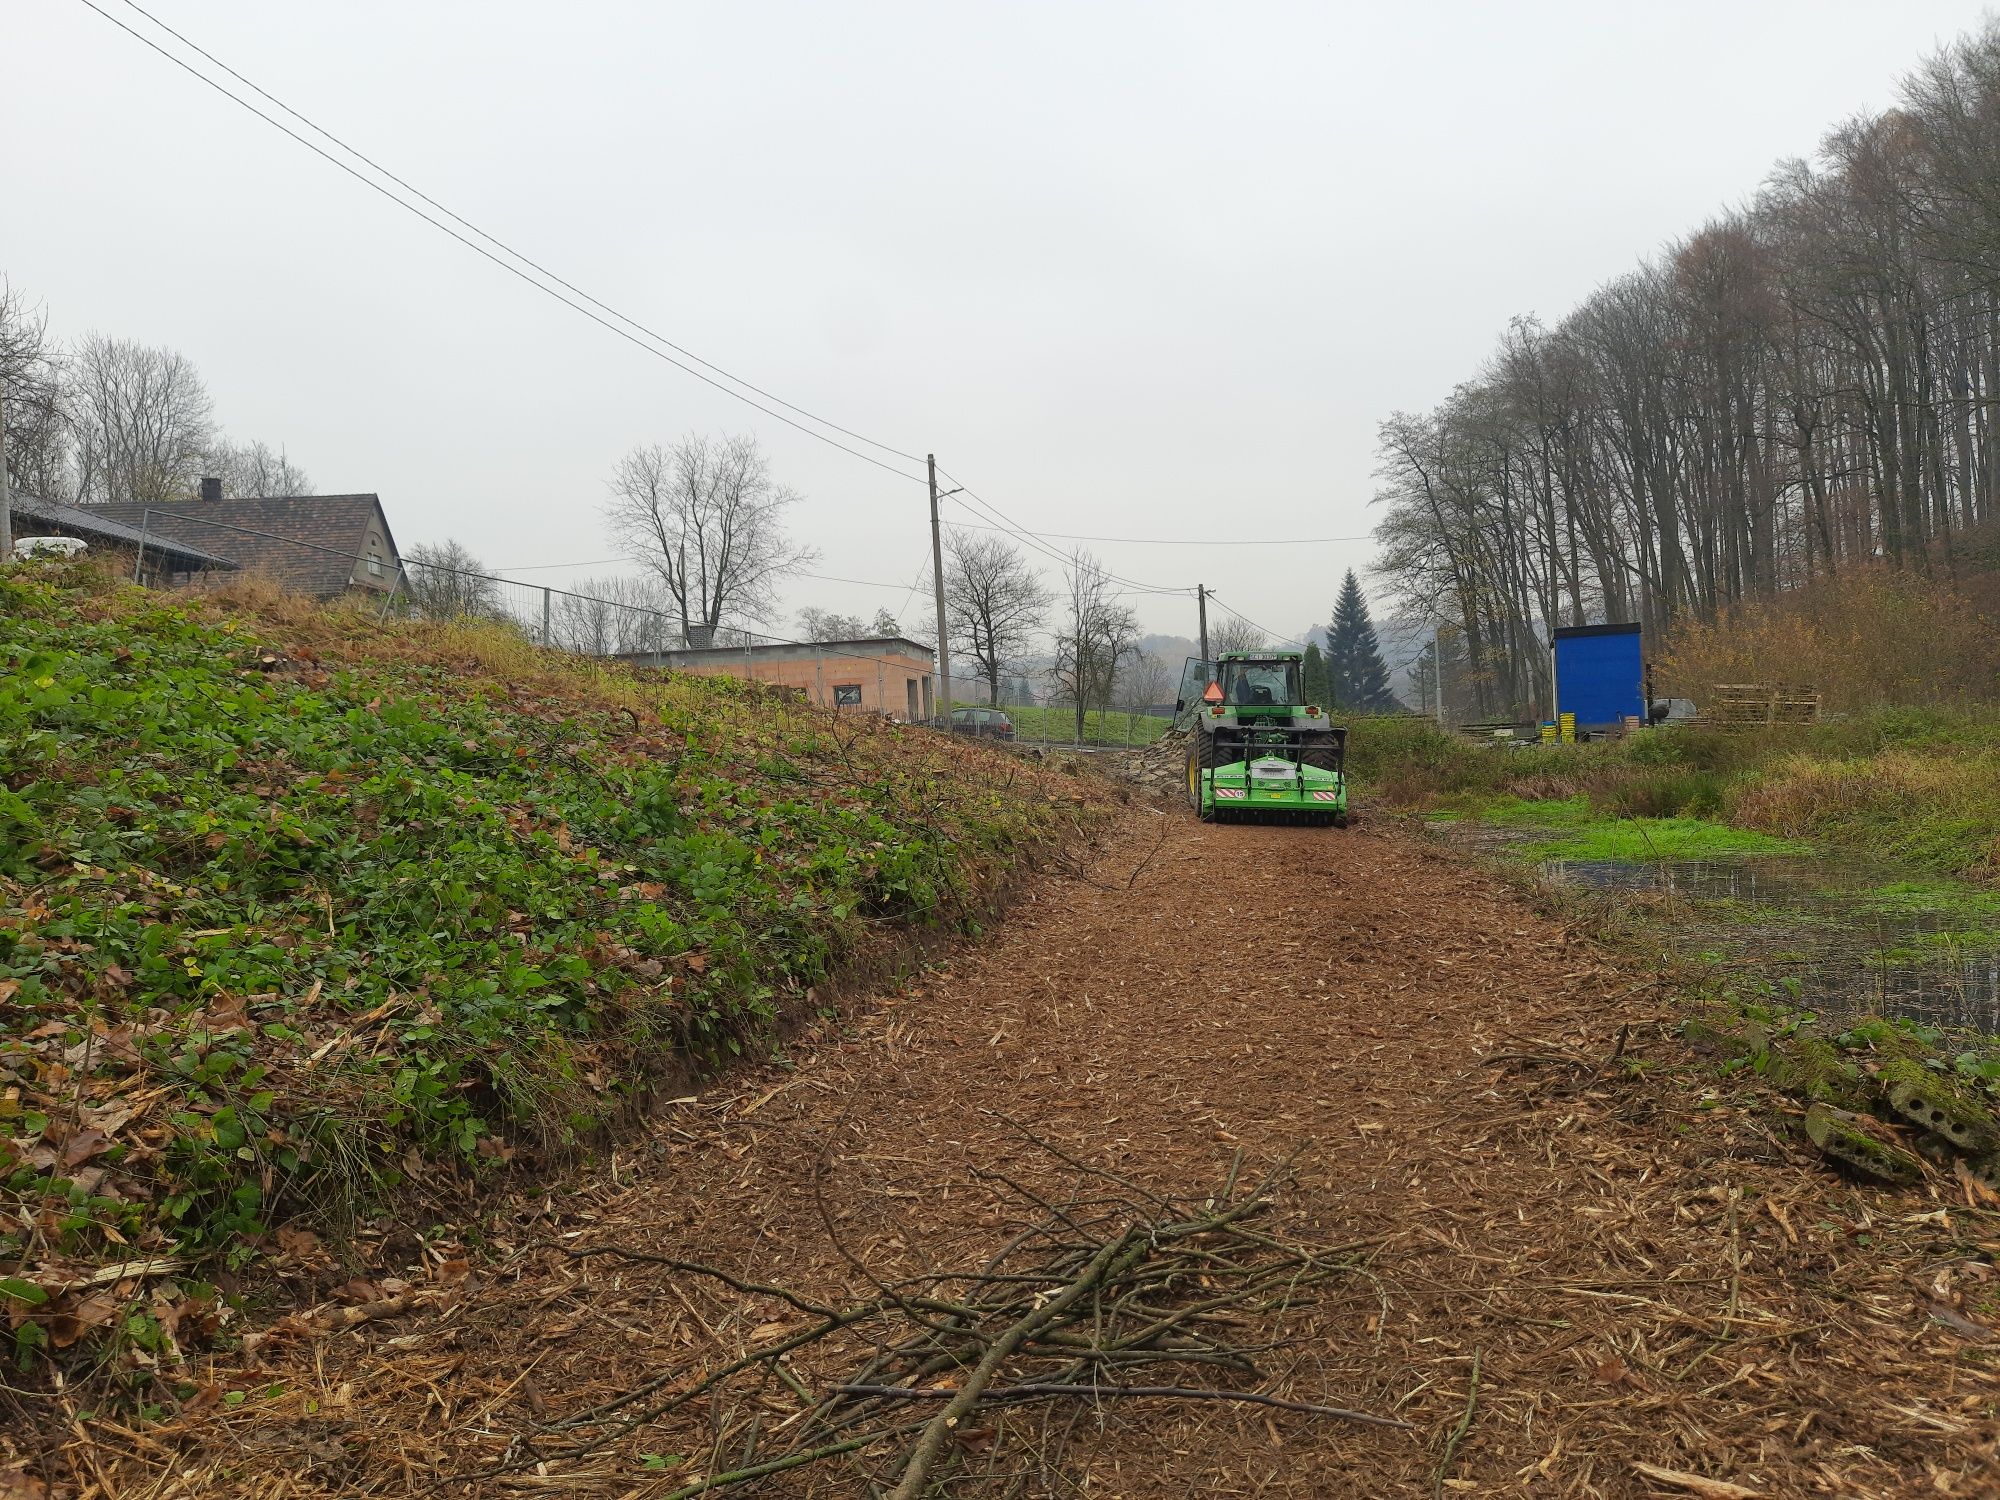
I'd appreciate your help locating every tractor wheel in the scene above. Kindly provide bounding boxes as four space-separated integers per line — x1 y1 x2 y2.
1332 811 1348 829
1299 743 1341 772
1186 733 1220 822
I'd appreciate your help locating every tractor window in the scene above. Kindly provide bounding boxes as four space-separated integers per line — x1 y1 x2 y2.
1221 661 1300 708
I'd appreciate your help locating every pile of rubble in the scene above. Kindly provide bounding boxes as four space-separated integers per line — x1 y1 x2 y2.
1121 727 1189 793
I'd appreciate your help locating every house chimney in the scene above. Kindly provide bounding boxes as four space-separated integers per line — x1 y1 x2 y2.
199 476 222 503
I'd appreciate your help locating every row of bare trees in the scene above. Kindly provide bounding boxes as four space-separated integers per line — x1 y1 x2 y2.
1374 23 2000 719
594 432 1190 719
1 279 311 505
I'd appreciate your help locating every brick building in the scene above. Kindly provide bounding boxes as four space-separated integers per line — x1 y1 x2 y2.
622 637 937 721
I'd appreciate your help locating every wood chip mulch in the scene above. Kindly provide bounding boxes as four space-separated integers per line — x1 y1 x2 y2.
44 809 2000 1498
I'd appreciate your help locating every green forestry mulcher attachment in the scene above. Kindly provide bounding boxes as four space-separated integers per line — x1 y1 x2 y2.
1177 652 1349 826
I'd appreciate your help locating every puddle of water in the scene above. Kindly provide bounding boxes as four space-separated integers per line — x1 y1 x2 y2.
1429 821 2000 1034
1546 854 2000 1033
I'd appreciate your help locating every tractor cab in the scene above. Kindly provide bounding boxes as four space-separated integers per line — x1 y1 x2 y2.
1219 656 1303 712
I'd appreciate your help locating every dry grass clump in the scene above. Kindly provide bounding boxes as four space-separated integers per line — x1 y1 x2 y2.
1728 748 2000 875
1654 565 1999 711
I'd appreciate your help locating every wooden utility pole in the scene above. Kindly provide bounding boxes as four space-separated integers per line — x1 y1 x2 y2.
1196 583 1210 663
0 387 13 562
928 453 950 725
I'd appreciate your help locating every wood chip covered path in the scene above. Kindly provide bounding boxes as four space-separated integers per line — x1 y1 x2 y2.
83 812 1998 1498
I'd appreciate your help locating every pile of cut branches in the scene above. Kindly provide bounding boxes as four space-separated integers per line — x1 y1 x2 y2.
480 1152 1410 1496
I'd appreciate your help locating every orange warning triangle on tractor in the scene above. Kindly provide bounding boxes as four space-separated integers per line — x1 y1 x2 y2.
1202 680 1224 704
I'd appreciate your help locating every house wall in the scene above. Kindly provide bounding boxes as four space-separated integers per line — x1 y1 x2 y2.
346 512 400 594
645 645 936 719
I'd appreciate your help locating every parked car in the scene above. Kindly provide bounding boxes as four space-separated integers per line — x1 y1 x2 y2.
948 706 1015 740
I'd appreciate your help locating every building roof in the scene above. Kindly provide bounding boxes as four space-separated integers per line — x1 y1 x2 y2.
10 493 239 571
93 495 399 597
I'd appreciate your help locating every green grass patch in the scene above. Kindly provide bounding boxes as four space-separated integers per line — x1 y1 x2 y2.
1853 879 2000 924
1534 817 1806 862
995 705 1173 746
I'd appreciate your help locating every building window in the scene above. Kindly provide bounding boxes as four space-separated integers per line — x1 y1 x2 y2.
832 683 862 707
367 557 384 577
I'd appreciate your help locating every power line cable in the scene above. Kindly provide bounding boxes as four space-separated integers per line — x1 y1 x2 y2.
941 517 1374 546
937 482 1195 596
1205 593 1308 650
75 0 928 484
113 0 926 469
85 1 1272 612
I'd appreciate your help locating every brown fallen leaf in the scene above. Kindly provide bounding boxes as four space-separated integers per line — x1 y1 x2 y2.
276 1225 321 1258
60 1129 112 1168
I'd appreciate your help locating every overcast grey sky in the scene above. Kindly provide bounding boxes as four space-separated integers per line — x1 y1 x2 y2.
10 0 1995 643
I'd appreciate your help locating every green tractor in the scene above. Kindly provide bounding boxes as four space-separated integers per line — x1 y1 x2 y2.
1178 652 1348 826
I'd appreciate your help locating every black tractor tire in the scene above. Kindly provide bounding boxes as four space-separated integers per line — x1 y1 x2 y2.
1299 741 1342 773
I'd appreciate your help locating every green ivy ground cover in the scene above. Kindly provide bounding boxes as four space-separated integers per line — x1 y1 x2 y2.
0 563 1091 1369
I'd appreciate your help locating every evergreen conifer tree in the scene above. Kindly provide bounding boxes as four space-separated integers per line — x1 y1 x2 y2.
1300 640 1333 708
1326 570 1401 712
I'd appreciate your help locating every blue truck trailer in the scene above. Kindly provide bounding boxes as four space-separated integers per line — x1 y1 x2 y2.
1552 622 1644 733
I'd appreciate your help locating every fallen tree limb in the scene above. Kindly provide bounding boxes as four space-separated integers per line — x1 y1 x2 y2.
831 1382 1418 1429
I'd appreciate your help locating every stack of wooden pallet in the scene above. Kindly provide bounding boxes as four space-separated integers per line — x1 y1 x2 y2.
1704 682 1822 727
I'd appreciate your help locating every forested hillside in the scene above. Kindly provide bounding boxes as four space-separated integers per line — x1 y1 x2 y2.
1376 24 2000 718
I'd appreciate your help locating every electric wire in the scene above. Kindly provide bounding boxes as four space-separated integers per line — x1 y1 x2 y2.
1205 593 1311 650
936 478 1195 596
83 0 1359 636
112 0 926 469
75 0 928 484
942 517 1373 546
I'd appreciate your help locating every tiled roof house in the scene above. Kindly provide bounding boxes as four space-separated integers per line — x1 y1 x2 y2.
95 491 402 598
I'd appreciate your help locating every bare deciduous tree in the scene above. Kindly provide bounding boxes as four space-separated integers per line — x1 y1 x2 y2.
1115 650 1173 713
1372 18 2000 721
943 531 1052 704
1048 550 1139 741
550 573 677 656
1207 616 1268 655
604 433 818 642
403 539 501 619
204 437 314 497
69 334 216 504
0 279 69 505
797 605 901 642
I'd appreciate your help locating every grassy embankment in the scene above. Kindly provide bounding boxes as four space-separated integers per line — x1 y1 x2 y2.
0 562 1100 1369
